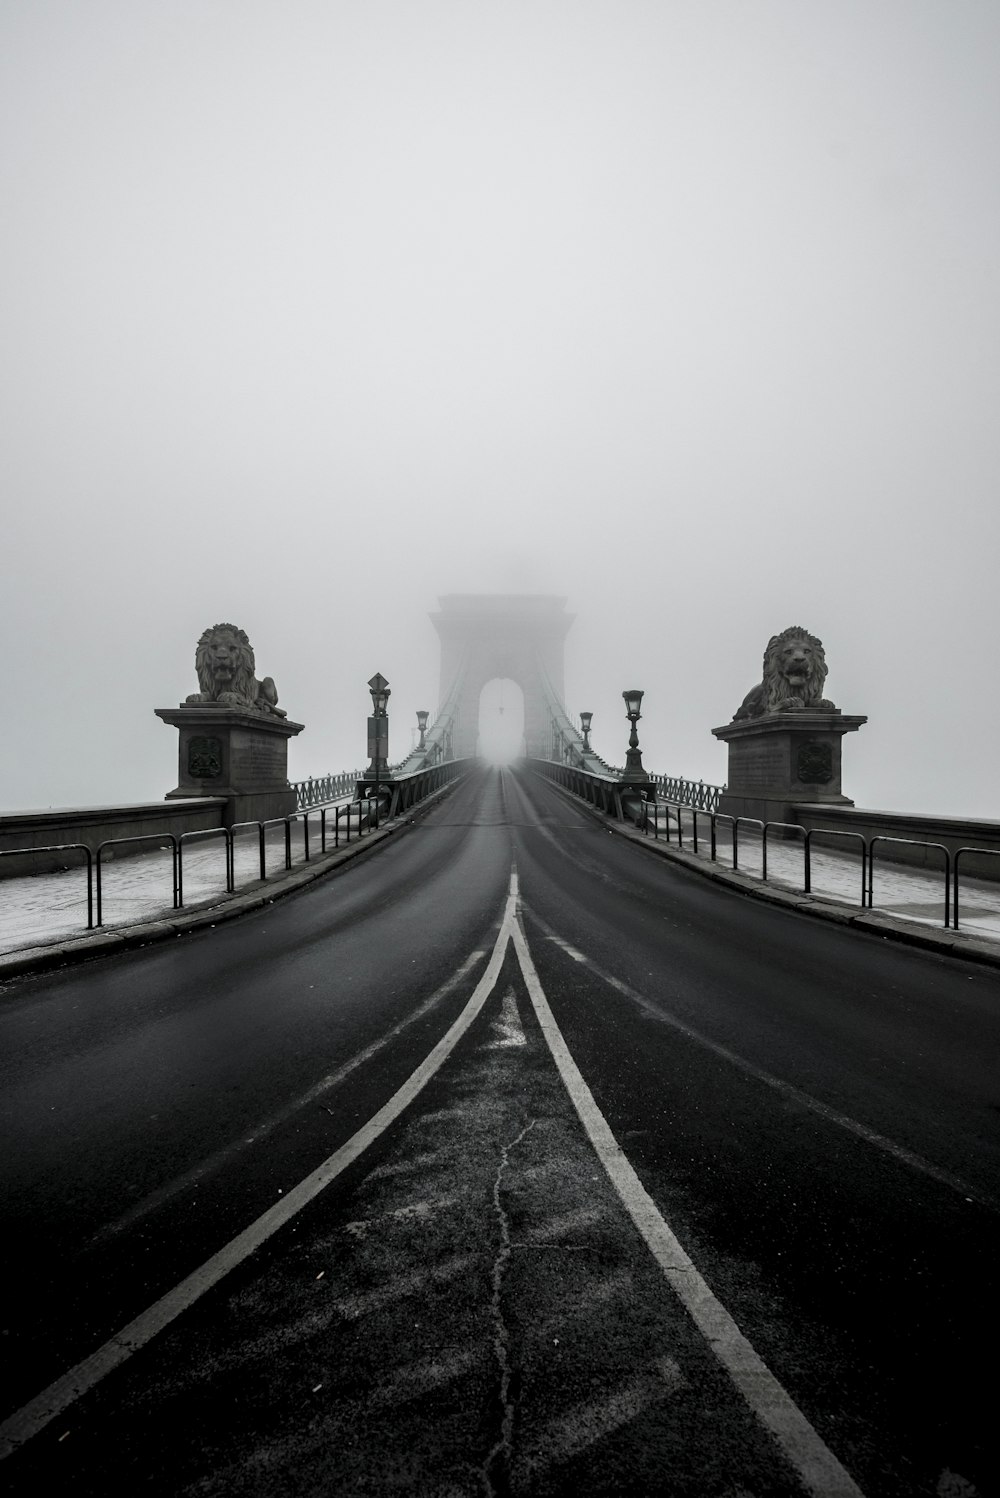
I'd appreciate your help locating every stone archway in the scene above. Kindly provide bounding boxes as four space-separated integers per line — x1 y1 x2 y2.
430 595 574 759
477 678 526 762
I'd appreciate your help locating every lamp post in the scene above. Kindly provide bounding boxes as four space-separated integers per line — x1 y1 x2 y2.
366 672 391 810
580 711 593 755
620 689 648 782
618 688 653 825
416 710 429 754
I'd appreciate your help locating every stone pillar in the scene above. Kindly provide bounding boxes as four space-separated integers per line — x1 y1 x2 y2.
156 706 305 826
712 712 867 824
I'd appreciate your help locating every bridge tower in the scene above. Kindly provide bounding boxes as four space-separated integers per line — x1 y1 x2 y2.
430 595 574 759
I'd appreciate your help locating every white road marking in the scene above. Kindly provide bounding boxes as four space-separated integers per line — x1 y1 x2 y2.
333 1254 475 1321
529 908 995 1213
412 1105 473 1126
519 1205 603 1243
343 1196 459 1238
546 935 587 962
488 987 527 1047
94 949 488 1242
509 894 867 1498
535 1268 635 1338
0 891 520 1460
519 1372 668 1472
368 1347 480 1406
365 1150 447 1181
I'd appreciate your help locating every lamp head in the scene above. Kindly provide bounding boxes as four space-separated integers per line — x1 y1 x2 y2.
622 688 644 721
368 672 390 715
579 711 593 733
416 710 429 730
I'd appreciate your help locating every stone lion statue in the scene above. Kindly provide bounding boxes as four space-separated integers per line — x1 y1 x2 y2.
733 626 837 720
185 623 287 717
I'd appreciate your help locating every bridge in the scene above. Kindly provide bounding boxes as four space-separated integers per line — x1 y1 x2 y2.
0 601 998 1498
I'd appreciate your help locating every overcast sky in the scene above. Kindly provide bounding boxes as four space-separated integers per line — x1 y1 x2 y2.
3 1 998 816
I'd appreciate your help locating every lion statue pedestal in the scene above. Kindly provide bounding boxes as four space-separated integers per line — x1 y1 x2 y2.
713 626 866 823
156 705 304 825
156 624 304 826
712 711 867 825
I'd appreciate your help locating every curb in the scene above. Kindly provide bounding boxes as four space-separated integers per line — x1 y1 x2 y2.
538 774 1000 973
0 779 464 983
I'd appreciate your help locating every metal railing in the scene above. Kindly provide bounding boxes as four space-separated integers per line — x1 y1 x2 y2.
354 758 471 819
647 806 942 922
540 762 992 934
868 836 951 929
650 774 725 814
529 758 632 818
178 827 233 905
954 847 1000 930
5 760 472 941
0 843 94 930
97 834 179 927
805 828 867 908
292 769 364 811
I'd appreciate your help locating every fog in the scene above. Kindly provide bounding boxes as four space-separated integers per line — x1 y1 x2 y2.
3 2 998 816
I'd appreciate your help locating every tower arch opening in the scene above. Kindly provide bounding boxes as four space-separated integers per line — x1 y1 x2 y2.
430 595 574 760
477 678 525 764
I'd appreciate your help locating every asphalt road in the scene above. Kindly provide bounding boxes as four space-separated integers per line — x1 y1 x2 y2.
0 765 997 1496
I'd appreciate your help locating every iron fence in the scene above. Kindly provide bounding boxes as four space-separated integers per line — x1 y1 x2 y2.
651 774 725 813
868 836 952 929
97 834 179 927
804 827 867 908
353 758 471 820
954 847 1000 930
178 826 233 906
292 770 363 811
0 843 94 930
540 761 990 933
4 761 471 943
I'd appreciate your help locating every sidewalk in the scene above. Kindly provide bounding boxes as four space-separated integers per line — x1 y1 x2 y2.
0 803 369 959
645 805 1000 942
2 791 998 971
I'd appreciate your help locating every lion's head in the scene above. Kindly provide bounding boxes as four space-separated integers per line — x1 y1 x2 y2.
189 623 260 709
763 627 827 709
733 626 837 720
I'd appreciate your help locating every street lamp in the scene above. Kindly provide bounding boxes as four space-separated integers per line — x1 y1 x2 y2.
416 710 429 753
366 672 391 808
580 711 593 754
620 688 647 781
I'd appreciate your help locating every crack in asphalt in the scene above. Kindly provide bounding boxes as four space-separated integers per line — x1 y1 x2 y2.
481 1117 537 1497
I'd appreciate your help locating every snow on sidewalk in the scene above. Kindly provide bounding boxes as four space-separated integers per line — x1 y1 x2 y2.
648 805 1000 943
0 809 368 956
2 801 998 958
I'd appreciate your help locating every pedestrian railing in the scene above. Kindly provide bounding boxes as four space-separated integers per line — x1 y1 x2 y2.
650 774 725 813
539 762 994 935
178 826 233 906
353 758 471 820
5 761 471 941
954 847 1000 930
0 843 94 930
292 770 363 811
97 833 179 927
868 836 952 929
804 828 867 909
529 759 646 819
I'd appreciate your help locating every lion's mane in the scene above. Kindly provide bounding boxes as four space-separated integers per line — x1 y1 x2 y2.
185 623 285 716
733 626 836 721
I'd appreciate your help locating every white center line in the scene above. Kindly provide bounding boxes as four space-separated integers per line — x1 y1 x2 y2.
93 949 488 1242
527 907 994 1212
0 892 519 1460
509 882 867 1498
